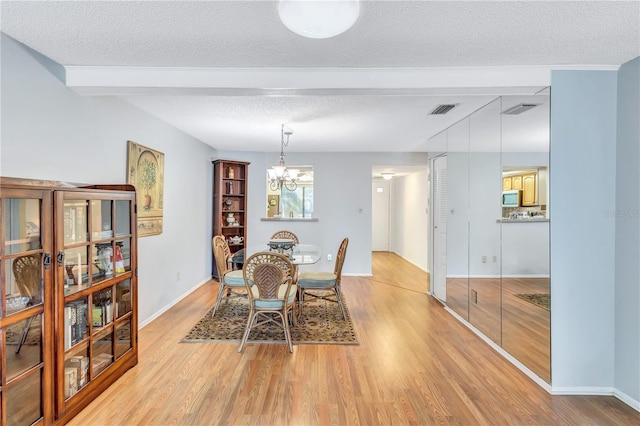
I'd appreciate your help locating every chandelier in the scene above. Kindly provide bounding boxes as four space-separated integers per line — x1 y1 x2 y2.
268 124 299 191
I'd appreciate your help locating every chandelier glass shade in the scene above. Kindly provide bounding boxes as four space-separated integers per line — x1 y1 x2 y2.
269 124 299 191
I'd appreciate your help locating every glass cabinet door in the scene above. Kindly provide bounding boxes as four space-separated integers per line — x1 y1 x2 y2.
55 190 136 415
0 188 53 426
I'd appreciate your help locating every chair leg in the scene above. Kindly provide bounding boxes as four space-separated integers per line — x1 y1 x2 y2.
278 311 293 353
335 288 347 321
297 287 305 321
15 315 35 354
211 282 227 317
238 308 256 353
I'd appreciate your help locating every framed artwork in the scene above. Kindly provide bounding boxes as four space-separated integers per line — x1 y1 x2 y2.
127 141 165 237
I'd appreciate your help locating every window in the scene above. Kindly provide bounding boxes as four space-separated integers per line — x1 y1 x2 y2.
266 166 313 218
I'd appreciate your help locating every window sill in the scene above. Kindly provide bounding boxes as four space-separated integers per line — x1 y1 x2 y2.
260 217 319 222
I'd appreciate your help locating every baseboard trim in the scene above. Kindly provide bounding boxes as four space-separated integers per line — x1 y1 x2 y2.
444 305 552 393
445 304 640 412
551 387 640 412
139 278 210 329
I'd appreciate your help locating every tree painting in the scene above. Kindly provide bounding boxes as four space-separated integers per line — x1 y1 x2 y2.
138 158 157 211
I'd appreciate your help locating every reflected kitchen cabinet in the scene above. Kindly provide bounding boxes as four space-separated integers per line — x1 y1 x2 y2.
502 177 512 191
522 174 537 206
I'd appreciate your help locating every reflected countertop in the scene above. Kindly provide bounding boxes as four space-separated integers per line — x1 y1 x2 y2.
498 217 550 223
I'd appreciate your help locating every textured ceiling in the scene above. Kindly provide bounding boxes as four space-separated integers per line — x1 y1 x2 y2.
1 1 638 154
2 1 638 68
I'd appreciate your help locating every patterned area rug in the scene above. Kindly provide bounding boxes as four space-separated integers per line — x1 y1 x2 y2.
515 293 550 310
5 315 42 346
182 292 359 345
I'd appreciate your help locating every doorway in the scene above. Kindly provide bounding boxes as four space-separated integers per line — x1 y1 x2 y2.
372 180 390 251
431 155 447 301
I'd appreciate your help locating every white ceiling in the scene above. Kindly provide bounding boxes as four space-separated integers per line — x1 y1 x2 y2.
1 1 638 154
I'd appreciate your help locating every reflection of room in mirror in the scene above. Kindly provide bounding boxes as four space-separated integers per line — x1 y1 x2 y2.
431 92 551 384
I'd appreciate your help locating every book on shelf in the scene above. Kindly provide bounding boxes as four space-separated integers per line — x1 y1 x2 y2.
66 355 89 389
92 306 103 327
64 367 78 399
65 300 88 349
115 245 125 273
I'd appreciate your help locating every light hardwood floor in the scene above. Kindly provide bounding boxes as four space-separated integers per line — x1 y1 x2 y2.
70 252 639 425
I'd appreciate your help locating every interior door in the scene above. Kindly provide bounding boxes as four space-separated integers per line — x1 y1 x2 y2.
432 155 447 301
371 180 390 251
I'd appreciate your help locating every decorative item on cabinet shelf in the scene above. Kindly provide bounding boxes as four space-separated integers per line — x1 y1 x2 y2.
223 198 233 210
228 167 235 179
227 181 234 194
225 213 236 227
228 236 244 245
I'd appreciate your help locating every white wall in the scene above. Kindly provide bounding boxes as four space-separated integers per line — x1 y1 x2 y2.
614 57 640 405
501 222 549 276
389 170 429 271
1 34 217 326
217 150 429 275
550 70 618 392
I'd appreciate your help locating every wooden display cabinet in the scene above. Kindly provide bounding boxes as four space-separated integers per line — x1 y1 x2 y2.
212 160 249 279
0 177 137 426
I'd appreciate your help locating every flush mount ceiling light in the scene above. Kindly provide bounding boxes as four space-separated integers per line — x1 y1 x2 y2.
381 173 395 181
278 0 360 39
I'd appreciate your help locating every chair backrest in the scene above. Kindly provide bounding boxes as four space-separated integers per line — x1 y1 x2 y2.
12 254 42 303
243 252 293 302
270 230 299 244
334 238 349 284
212 235 231 278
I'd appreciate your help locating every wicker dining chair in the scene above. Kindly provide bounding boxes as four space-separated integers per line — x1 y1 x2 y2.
270 230 299 244
297 237 349 321
11 254 42 354
238 252 296 353
211 236 247 317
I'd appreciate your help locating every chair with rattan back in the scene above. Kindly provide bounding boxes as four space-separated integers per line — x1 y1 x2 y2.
12 254 42 304
211 235 247 317
270 230 299 244
11 254 42 354
238 252 296 353
297 237 349 321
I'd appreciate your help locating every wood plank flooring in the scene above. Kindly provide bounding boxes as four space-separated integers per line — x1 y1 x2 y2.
69 252 639 425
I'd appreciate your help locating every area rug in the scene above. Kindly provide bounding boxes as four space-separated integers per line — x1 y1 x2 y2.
515 293 550 311
5 316 42 346
182 292 359 345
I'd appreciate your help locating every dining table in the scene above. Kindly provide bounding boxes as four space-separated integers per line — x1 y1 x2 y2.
253 243 321 264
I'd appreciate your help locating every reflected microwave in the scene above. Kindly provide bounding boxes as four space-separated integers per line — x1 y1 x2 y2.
502 190 522 207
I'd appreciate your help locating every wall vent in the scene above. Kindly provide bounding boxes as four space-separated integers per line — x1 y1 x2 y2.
502 103 539 115
429 104 457 115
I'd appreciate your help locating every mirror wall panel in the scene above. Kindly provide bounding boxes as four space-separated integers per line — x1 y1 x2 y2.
445 118 470 319
500 94 551 382
468 98 503 344
429 93 551 384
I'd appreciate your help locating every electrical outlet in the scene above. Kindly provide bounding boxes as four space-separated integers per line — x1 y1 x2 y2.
327 254 332 261
481 256 487 263
176 272 181 281
471 290 478 304
492 256 497 262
